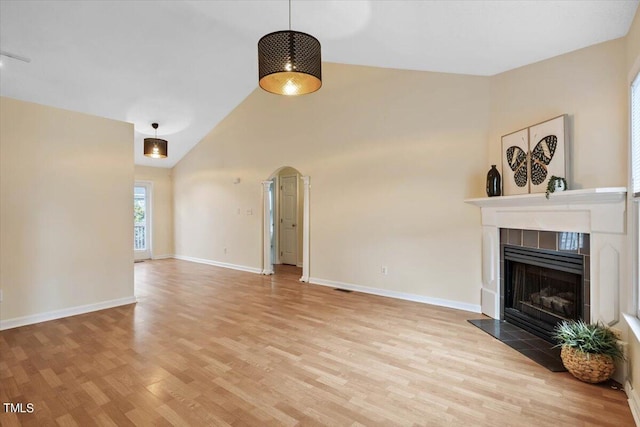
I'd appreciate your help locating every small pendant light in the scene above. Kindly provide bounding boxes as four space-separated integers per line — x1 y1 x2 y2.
258 0 321 96
143 123 168 159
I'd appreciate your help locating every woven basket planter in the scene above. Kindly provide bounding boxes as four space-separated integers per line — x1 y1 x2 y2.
561 345 615 383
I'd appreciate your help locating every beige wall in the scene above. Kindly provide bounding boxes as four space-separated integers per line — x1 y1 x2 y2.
174 39 631 309
134 166 174 258
0 97 135 325
628 7 640 78
174 63 490 308
489 38 628 189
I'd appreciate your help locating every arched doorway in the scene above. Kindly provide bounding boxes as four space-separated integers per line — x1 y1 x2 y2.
262 166 310 282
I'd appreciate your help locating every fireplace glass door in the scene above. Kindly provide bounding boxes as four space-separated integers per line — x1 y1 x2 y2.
503 246 584 341
509 263 580 321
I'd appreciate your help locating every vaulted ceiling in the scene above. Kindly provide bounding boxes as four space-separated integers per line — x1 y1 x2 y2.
1 1 637 167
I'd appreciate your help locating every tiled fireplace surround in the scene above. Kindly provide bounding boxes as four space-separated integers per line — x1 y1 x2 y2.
500 228 591 325
466 187 627 328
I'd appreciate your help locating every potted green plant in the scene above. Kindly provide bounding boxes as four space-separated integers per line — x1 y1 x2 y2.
553 320 624 383
545 175 567 199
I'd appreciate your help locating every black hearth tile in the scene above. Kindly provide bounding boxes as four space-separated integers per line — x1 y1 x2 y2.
502 323 529 332
539 231 557 250
506 339 540 350
492 330 519 341
509 330 539 340
467 319 566 372
468 319 497 329
499 323 527 334
500 228 508 244
539 356 565 372
508 229 522 246
468 319 500 333
523 230 538 248
476 319 498 327
537 343 560 355
541 347 563 359
486 328 503 338
528 339 555 351
518 349 566 372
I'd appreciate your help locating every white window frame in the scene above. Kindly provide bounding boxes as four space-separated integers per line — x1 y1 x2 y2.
631 70 640 317
134 181 153 260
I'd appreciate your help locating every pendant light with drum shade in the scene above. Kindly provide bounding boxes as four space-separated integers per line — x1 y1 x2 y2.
258 0 321 95
144 123 168 159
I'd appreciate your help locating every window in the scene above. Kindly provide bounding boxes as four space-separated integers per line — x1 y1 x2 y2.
632 72 640 198
631 71 640 316
134 186 147 251
134 182 152 260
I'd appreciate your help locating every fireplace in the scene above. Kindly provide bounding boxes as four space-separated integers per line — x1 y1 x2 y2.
464 188 626 380
502 244 586 342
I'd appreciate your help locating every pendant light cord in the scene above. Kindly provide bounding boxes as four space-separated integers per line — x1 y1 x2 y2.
289 0 291 30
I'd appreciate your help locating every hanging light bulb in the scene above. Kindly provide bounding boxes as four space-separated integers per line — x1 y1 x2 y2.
258 0 321 96
143 123 168 158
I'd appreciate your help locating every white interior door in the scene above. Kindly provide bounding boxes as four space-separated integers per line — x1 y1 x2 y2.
279 175 298 265
134 183 151 260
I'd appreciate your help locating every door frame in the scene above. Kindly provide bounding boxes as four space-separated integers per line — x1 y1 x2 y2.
262 171 310 282
134 181 153 260
270 176 279 265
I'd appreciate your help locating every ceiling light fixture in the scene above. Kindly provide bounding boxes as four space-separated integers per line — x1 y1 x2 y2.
144 123 168 159
258 0 321 96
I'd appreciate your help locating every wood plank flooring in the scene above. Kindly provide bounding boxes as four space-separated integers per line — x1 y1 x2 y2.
0 259 634 426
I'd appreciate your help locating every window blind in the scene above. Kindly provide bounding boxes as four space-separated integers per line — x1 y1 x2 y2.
632 72 640 197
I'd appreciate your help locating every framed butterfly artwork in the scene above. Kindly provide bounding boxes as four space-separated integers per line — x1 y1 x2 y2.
527 115 567 194
501 128 530 195
501 115 568 195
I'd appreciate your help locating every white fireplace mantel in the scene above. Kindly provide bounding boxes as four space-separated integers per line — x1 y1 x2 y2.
465 187 627 325
465 187 626 209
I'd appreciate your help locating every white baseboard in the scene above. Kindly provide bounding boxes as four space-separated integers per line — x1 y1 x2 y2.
174 255 262 274
626 382 640 426
152 254 174 260
0 296 137 331
308 277 481 314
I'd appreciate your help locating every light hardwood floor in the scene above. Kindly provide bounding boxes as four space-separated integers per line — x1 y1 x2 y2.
0 259 634 426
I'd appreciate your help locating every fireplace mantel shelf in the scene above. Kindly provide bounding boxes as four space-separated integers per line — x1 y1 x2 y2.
464 187 626 208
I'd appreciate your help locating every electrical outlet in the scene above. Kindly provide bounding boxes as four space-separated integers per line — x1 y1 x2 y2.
223 247 227 254
381 266 388 275
0 289 3 302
